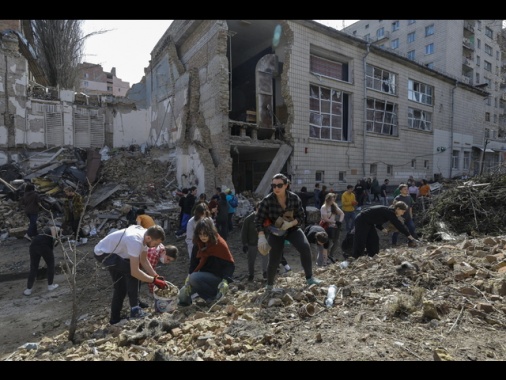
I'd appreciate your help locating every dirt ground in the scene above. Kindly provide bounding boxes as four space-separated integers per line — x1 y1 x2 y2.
1 219 506 361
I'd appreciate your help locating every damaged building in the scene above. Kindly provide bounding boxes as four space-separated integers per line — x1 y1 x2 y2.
0 20 503 199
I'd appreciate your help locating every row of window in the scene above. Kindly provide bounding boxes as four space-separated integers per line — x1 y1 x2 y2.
310 56 436 141
309 83 432 141
361 20 495 42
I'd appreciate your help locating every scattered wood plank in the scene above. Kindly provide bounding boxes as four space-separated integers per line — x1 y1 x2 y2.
87 183 124 208
24 162 62 180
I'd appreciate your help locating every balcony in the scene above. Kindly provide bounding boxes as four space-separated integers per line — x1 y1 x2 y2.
461 75 471 84
462 57 473 67
376 31 390 42
462 38 474 50
464 21 475 32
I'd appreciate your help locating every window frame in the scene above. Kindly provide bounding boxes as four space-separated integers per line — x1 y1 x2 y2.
424 24 434 37
365 64 397 95
463 151 470 170
366 97 399 136
408 107 432 131
425 43 434 55
310 54 350 82
484 44 493 56
309 84 349 142
452 150 459 170
408 79 434 106
369 163 377 176
485 27 493 39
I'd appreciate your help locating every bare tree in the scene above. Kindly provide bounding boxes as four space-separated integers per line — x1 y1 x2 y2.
29 20 85 90
48 179 100 343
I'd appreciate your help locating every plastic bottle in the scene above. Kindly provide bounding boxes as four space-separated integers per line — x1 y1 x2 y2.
325 285 337 308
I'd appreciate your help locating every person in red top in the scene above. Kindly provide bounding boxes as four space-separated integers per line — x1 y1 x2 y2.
133 209 178 304
144 244 178 294
418 179 431 197
185 217 235 304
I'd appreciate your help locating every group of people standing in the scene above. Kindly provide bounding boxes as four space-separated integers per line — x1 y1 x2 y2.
175 186 238 241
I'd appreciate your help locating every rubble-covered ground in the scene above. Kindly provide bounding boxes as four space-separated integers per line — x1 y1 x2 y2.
1 151 506 361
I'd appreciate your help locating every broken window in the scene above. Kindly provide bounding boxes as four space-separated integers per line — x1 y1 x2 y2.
365 64 396 95
407 107 432 131
309 84 350 141
366 98 398 136
408 79 433 106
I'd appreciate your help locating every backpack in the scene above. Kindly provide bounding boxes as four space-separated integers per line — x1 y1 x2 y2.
228 195 238 208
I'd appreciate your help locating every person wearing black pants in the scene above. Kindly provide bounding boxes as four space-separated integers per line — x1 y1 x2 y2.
23 227 61 296
351 202 416 259
94 225 168 325
255 173 322 289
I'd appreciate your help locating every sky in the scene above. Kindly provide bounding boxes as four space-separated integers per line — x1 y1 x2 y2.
81 20 358 86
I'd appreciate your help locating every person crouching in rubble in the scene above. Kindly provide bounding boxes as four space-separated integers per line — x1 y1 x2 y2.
350 201 417 260
23 226 61 296
179 217 235 306
63 186 85 240
94 224 169 325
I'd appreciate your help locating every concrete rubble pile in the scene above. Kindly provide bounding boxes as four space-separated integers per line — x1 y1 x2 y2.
0 146 183 240
0 146 261 242
3 234 506 361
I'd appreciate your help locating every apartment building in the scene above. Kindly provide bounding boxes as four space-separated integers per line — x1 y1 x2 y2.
342 20 505 165
78 62 130 97
129 20 492 196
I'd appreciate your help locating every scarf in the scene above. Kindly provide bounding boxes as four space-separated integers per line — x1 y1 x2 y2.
194 234 234 272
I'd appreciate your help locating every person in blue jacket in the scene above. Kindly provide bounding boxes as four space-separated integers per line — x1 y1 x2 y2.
225 189 237 232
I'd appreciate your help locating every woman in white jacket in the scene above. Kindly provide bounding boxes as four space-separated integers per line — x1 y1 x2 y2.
185 203 211 259
320 193 345 263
